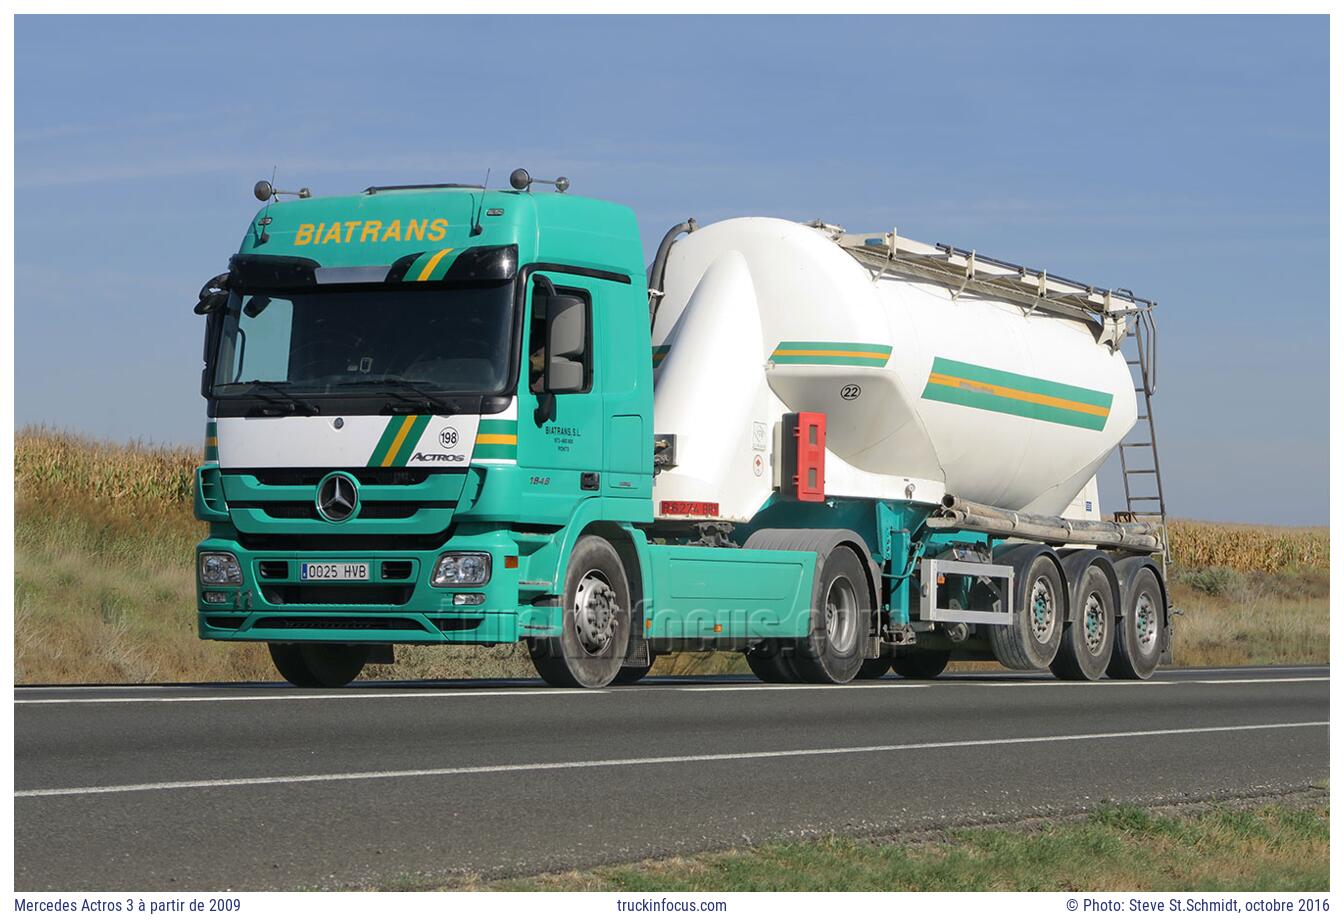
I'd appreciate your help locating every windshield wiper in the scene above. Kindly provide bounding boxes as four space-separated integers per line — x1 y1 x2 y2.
336 376 460 414
231 380 321 416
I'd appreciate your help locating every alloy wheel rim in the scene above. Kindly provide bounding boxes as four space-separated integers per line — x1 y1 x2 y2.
1030 576 1056 643
1083 592 1106 654
824 575 859 655
573 570 618 656
1135 592 1159 655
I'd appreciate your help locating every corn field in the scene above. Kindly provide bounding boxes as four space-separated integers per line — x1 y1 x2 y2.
16 428 1329 574
17 427 200 505
1167 520 1328 573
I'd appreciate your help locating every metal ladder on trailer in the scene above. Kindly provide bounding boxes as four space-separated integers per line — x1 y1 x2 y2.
1116 303 1169 566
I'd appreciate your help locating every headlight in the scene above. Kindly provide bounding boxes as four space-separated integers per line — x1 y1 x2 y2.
199 552 243 586
431 552 491 587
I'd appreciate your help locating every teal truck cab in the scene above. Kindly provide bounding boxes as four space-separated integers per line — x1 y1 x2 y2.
194 170 1170 689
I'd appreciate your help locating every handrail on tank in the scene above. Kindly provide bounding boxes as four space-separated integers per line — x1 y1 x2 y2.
823 223 1156 340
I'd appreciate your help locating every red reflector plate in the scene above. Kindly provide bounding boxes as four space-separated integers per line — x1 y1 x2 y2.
660 500 721 517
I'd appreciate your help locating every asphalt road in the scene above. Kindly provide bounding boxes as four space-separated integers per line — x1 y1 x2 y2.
14 664 1329 891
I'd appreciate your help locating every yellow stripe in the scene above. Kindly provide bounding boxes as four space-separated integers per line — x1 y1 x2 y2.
772 349 890 360
380 415 419 466
475 433 518 445
927 372 1110 417
204 437 218 447
416 248 454 281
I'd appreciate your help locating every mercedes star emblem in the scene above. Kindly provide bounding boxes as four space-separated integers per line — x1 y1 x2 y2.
316 473 358 523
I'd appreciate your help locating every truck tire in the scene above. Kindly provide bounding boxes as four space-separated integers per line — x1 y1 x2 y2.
1050 564 1116 681
528 535 631 689
792 545 868 684
855 658 892 679
745 641 801 683
268 642 367 688
1108 566 1165 680
989 553 1065 671
891 647 951 679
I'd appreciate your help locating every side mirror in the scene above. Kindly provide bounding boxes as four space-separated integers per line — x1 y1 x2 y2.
544 294 588 393
194 272 231 315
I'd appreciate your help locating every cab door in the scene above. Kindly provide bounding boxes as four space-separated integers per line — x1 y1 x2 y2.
516 270 606 521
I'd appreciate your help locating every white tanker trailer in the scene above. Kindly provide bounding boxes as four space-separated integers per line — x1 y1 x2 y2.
646 216 1168 683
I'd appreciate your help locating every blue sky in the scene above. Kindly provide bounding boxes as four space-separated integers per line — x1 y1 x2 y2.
15 15 1328 525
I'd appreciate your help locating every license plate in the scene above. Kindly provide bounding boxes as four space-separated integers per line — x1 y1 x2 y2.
300 562 370 581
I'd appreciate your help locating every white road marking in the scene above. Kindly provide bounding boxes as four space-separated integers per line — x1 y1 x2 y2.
14 689 605 705
679 683 930 692
676 676 1328 693
15 721 1327 799
13 675 1325 704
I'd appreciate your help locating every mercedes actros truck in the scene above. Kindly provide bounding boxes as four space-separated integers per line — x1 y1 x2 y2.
193 169 1170 688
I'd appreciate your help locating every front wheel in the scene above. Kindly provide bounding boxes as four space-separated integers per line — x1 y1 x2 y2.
528 535 632 688
268 643 368 688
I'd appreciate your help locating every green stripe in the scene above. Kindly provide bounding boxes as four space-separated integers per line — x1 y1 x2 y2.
472 443 517 460
922 357 1112 431
477 419 518 435
367 417 406 466
474 419 517 461
403 251 434 280
652 345 670 367
389 415 432 465
770 341 892 368
929 357 1113 408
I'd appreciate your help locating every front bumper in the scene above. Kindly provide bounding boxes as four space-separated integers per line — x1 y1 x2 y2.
195 530 561 645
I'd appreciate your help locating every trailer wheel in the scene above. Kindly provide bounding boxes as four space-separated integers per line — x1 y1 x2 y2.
891 647 951 679
745 641 802 683
989 553 1065 670
528 535 631 688
793 545 868 684
1108 566 1165 680
855 658 892 679
268 643 367 688
1050 565 1116 681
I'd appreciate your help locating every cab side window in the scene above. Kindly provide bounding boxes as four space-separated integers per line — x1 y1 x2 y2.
528 279 593 394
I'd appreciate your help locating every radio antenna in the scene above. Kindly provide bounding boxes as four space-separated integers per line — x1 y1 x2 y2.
471 168 491 236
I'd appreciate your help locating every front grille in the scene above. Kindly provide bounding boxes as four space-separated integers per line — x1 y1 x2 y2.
238 530 454 551
380 561 414 580
430 615 486 632
232 468 434 487
204 616 245 629
260 585 415 606
233 500 453 521
358 502 453 519
258 561 290 579
253 616 427 631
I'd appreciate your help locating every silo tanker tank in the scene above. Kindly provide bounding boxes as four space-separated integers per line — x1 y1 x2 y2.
650 217 1142 523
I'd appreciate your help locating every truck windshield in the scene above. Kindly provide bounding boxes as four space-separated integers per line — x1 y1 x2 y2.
210 281 515 398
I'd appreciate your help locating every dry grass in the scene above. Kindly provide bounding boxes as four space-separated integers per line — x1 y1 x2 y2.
13 429 1330 684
